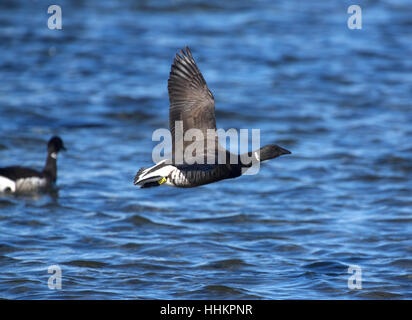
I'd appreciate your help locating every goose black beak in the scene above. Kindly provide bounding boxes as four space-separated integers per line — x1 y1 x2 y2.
279 147 291 155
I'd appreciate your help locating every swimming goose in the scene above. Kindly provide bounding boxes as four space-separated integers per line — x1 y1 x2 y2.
134 47 291 188
0 136 66 193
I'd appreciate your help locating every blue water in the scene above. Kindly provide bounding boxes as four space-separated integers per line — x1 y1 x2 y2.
0 0 411 299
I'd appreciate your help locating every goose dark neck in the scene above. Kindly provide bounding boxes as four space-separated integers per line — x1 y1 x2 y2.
43 151 57 182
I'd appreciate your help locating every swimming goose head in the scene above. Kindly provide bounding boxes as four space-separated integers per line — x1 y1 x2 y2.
47 136 66 156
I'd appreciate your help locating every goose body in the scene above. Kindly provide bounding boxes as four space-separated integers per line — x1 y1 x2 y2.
135 160 241 188
134 47 291 188
0 167 48 193
0 136 66 193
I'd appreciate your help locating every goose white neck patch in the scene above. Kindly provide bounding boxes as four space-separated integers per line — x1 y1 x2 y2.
50 152 58 159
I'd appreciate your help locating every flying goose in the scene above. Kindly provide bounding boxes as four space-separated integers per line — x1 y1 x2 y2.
0 136 66 193
134 47 290 188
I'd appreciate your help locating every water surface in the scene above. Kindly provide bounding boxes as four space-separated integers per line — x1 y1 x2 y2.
0 0 411 299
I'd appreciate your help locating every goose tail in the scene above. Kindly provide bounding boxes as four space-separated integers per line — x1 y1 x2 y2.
134 160 175 188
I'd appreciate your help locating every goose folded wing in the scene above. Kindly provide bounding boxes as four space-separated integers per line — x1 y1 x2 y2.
0 166 43 181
